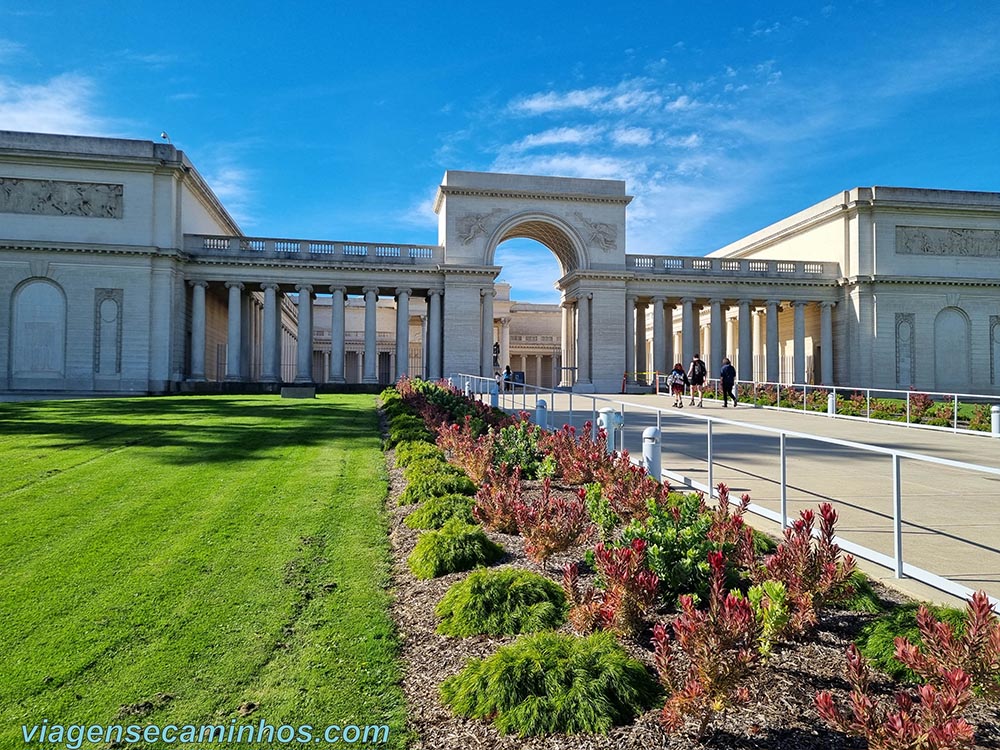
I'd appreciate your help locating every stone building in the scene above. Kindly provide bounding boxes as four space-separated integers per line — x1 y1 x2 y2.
1 130 998 396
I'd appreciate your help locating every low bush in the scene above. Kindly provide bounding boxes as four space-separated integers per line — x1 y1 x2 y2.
403 458 466 484
436 416 496 484
493 418 546 479
404 493 475 530
399 472 477 505
856 603 967 682
516 479 594 569
407 519 504 579
440 631 660 736
841 571 886 614
386 413 434 447
583 482 620 543
394 440 446 467
654 551 762 739
473 464 523 534
435 568 568 636
537 422 608 485
816 644 976 749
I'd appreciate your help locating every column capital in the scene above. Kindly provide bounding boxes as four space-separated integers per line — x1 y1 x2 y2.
395 287 412 298
225 281 244 291
792 300 809 308
680 296 699 305
820 300 837 309
584 292 593 300
708 297 727 306
295 283 314 295
189 279 208 289
737 298 753 308
652 296 666 306
260 282 280 292
363 286 379 296
481 287 496 298
427 289 443 298
329 285 347 295
765 299 783 308
500 317 511 326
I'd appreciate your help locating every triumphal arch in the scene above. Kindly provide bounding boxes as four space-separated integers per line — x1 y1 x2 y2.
2 130 1000 396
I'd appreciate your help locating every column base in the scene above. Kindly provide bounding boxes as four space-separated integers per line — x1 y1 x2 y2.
261 375 280 384
572 383 596 394
328 376 346 384
294 377 314 385
187 375 207 383
224 375 245 383
362 376 379 384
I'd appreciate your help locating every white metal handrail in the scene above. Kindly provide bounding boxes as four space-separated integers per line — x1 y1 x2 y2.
457 372 1000 606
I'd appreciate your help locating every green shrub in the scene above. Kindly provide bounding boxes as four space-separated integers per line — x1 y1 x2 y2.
440 631 659 736
841 571 886 613
403 458 466 484
386 413 434 447
407 519 504 579
436 568 567 636
744 579 791 657
619 493 722 606
855 602 966 681
752 529 778 555
394 440 446 467
493 420 545 479
404 493 475 529
583 483 620 543
399 472 477 505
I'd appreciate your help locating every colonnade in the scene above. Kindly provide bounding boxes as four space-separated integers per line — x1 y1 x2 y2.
624 295 836 385
187 281 444 384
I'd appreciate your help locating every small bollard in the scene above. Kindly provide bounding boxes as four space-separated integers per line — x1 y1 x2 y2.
992 405 1000 438
597 407 623 456
828 392 836 416
463 379 471 398
642 427 661 479
490 382 499 408
535 399 548 429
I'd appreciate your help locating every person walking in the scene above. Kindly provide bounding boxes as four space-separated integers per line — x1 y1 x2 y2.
688 353 707 407
666 363 689 407
502 365 513 392
720 357 738 407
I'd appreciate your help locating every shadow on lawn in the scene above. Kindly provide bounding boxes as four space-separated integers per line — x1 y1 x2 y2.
0 396 380 465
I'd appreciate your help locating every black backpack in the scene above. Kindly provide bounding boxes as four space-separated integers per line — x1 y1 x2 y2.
693 360 706 378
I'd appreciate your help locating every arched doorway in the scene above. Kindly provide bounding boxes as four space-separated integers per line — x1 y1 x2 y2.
11 278 66 388
934 307 970 391
492 238 563 388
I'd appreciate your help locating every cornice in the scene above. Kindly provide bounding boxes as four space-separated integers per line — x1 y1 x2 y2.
0 240 171 258
434 185 633 213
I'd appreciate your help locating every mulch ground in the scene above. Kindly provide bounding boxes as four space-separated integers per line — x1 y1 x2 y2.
383 448 1000 749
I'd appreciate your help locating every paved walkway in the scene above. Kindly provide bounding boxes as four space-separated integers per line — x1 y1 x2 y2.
494 388 1000 607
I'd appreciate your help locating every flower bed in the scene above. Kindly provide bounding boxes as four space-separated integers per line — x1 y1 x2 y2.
380 379 1000 748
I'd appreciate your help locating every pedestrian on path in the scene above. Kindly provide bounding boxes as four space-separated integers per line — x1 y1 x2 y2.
720 357 738 407
688 353 707 407
667 363 689 407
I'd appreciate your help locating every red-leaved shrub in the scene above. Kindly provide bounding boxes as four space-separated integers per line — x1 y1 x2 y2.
516 479 594 569
472 464 522 535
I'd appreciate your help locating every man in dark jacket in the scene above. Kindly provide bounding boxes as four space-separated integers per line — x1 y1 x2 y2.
720 358 738 407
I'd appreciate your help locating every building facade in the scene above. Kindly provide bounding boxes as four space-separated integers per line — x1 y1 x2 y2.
2 131 999 396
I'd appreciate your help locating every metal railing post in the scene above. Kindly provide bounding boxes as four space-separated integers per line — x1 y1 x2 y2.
953 394 959 432
591 402 598 442
779 432 788 530
892 453 903 578
866 389 871 422
707 420 714 496
906 391 911 426
620 403 627 453
568 392 574 429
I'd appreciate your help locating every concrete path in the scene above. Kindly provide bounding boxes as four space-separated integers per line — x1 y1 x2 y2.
493 387 1000 607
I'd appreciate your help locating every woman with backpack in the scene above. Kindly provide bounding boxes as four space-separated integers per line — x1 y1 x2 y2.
688 353 707 407
667 363 689 407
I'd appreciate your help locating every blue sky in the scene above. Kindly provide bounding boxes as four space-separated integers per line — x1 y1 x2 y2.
1 1 998 302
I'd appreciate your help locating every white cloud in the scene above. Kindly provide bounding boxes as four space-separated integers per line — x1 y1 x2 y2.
0 73 114 135
202 163 255 229
510 86 610 115
509 80 663 116
395 193 438 232
0 38 25 62
492 152 643 181
611 127 653 147
665 94 699 111
510 126 602 151
665 132 702 148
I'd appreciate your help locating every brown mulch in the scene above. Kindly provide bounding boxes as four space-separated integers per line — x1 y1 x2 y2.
382 443 1000 749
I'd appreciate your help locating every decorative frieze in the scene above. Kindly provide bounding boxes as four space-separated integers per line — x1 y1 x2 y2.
896 226 1000 257
1 177 123 219
574 211 617 252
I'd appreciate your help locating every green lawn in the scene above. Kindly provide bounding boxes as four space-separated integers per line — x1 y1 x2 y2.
0 395 407 749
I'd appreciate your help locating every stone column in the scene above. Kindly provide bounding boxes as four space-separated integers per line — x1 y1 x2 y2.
363 287 379 384
624 295 636 384
737 300 753 383
225 281 244 382
652 297 667 376
294 284 313 383
189 280 208 381
681 297 698 366
260 283 280 382
752 308 764 381
480 287 496 377
709 298 725 376
328 286 346 383
765 299 781 383
635 298 648 384
577 293 592 385
821 301 835 385
427 290 442 380
793 300 807 384
663 302 674 372
500 317 511 370
419 315 428 378
535 354 542 386
395 288 411 380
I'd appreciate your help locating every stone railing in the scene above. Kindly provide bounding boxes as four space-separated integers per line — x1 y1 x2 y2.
184 235 444 265
625 254 839 278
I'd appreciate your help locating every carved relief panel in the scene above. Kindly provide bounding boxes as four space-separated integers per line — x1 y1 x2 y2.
0 177 123 219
